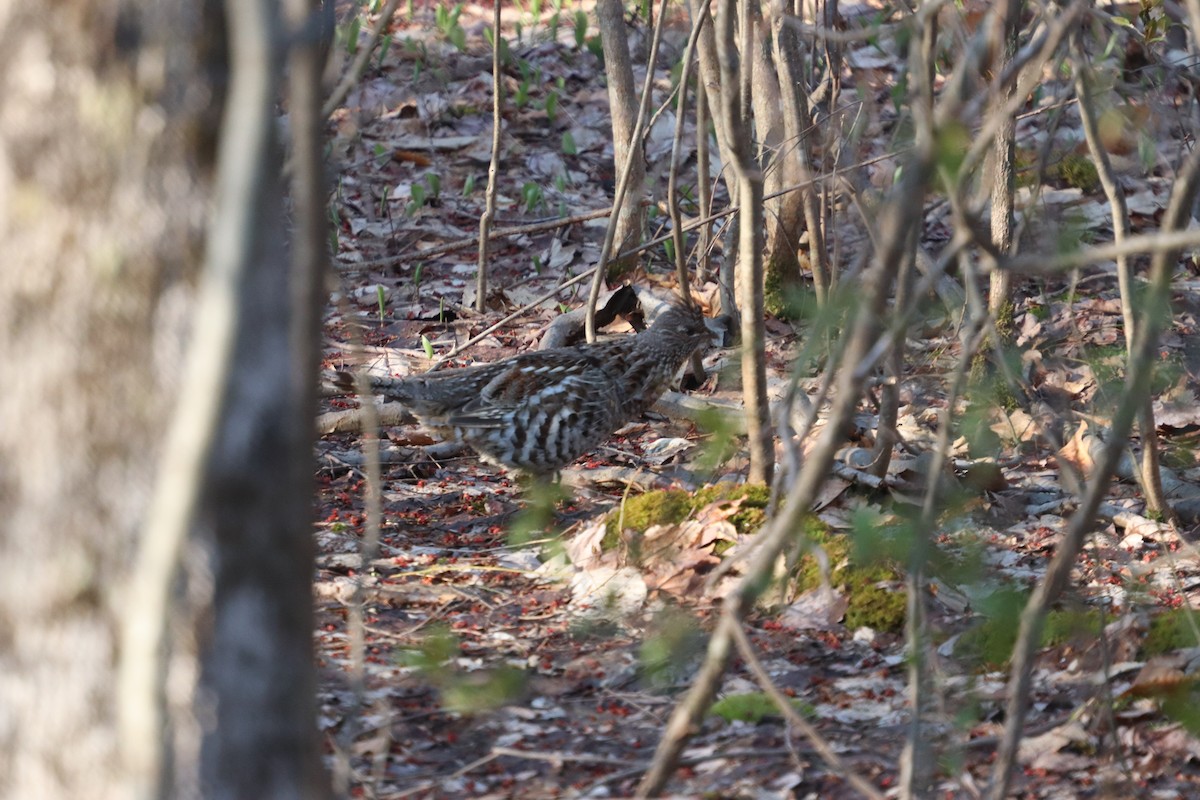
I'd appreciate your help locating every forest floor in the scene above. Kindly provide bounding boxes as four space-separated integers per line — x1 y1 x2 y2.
313 2 1200 797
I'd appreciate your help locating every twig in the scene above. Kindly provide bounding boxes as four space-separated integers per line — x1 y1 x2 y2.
715 0 771 483
329 287 387 797
475 0 504 311
983 139 1200 800
323 0 403 118
435 265 598 362
585 0 672 339
999 229 1200 275
636 122 932 800
959 1 1087 181
337 144 897 277
339 206 627 272
1071 33 1174 523
729 622 885 800
317 402 415 434
491 746 639 766
667 0 712 295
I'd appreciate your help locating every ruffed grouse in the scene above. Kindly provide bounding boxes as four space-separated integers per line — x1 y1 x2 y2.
337 302 711 477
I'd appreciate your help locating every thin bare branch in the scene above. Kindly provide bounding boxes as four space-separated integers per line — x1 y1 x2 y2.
1071 33 1173 522
323 0 402 118
637 131 935 799
984 143 1200 800
729 622 885 800
476 0 504 312
586 0 666 337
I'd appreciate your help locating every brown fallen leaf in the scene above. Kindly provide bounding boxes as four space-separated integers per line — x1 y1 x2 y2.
778 587 849 631
392 149 432 166
1124 654 1197 699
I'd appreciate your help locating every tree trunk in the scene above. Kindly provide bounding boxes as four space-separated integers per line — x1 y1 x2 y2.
713 0 773 485
0 1 328 797
594 0 647 275
748 9 805 313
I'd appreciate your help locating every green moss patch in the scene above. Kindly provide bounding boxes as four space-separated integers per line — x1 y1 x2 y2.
1142 609 1200 657
792 525 907 633
710 692 815 724
955 601 1105 670
603 489 693 550
604 484 771 550
603 487 911 632
1052 154 1101 194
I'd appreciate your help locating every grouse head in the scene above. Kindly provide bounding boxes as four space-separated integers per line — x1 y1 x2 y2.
645 300 713 351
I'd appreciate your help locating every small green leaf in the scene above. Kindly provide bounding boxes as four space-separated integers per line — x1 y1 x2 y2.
521 182 544 212
421 335 435 359
462 174 476 195
377 285 387 321
573 10 588 47
344 16 361 54
561 131 577 155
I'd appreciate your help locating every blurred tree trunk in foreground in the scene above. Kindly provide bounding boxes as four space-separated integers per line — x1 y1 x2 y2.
0 1 329 798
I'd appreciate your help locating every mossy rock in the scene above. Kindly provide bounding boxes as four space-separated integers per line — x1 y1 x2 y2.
603 484 772 551
603 489 692 550
1052 154 1101 194
692 482 771 534
791 526 907 633
601 488 907 632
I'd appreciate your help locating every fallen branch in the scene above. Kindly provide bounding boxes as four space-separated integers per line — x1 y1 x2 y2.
317 401 414 434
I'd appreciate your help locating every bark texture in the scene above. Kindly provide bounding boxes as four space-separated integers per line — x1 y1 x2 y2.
0 1 328 797
0 1 219 796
